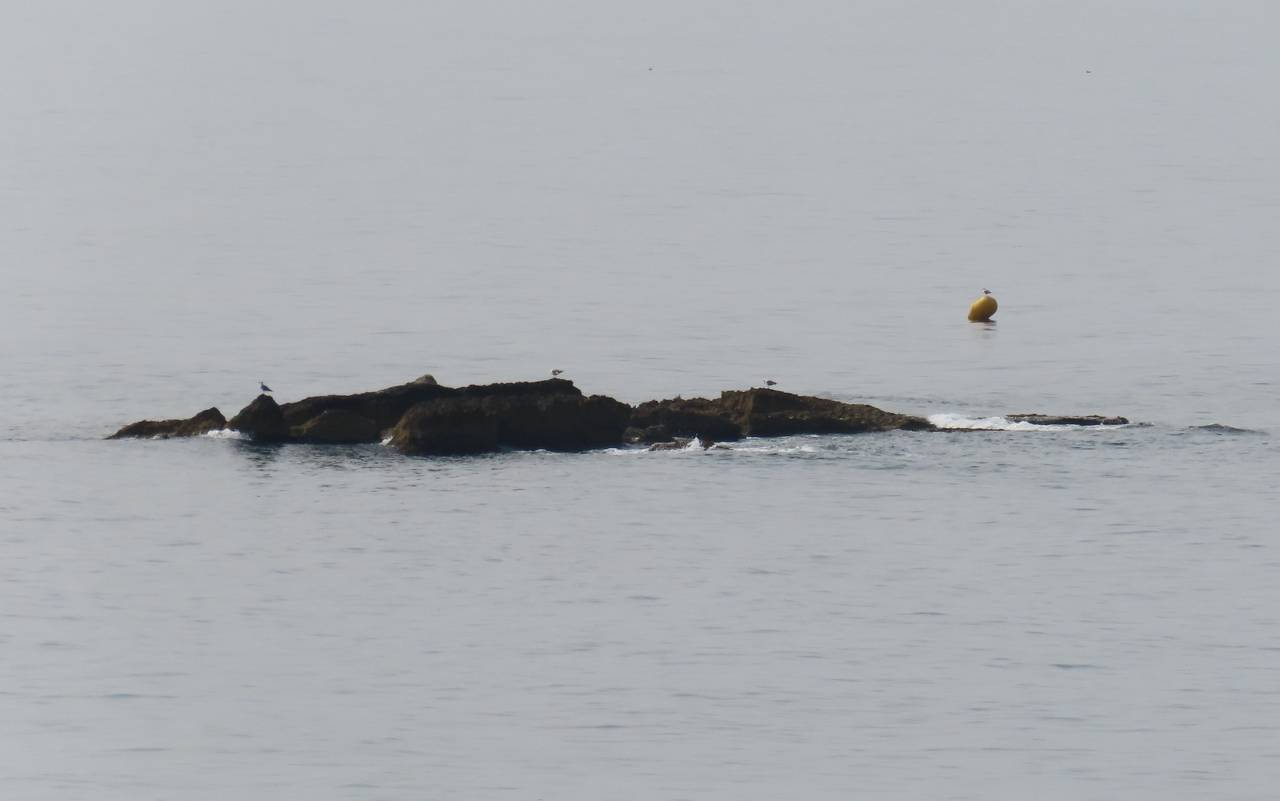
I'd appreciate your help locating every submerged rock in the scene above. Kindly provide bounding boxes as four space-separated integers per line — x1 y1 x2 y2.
1006 413 1129 426
1191 423 1262 435
108 407 226 439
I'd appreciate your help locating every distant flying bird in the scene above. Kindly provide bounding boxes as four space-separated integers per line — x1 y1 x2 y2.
260 381 273 393
551 369 564 378
765 380 777 388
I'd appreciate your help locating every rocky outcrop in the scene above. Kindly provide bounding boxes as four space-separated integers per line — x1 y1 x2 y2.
108 407 226 439
387 387 632 455
110 375 1133 456
628 388 932 443
227 394 290 442
1006 414 1129 426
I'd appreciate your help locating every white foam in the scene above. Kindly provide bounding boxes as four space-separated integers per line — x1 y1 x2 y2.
927 413 1074 432
202 429 249 440
733 444 822 454
604 437 711 456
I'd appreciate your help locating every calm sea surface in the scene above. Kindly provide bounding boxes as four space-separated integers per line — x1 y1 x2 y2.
3 2 1279 799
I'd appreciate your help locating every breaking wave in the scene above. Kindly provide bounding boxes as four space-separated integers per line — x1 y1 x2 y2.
201 429 249 440
927 414 1078 432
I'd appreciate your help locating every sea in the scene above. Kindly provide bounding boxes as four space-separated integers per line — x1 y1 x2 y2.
3 2 1279 799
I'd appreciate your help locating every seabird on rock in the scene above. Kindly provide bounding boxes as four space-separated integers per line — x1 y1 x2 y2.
260 381 273 393
765 380 777 388
551 369 564 378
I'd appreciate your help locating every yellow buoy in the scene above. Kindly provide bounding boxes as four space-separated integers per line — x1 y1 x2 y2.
968 289 998 322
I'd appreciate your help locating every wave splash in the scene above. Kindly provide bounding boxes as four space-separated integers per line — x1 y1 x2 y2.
927 413 1079 432
201 429 249 440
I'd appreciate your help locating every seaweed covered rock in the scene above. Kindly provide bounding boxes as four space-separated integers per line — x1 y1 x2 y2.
108 407 226 439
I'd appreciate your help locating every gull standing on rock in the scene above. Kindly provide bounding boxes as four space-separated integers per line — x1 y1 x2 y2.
765 380 777 388
551 370 564 378
260 381 273 394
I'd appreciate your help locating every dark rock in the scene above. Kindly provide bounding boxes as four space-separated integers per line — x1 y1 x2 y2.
630 388 931 441
267 377 584 446
487 393 631 451
292 409 380 444
1006 414 1129 426
388 389 631 456
227 394 290 441
387 399 499 455
279 379 458 432
110 379 1028 457
721 388 933 436
107 407 226 439
458 378 581 399
629 397 744 442
277 378 582 438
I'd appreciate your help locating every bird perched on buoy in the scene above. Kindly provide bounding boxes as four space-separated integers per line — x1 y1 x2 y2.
967 289 998 322
259 381 273 394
